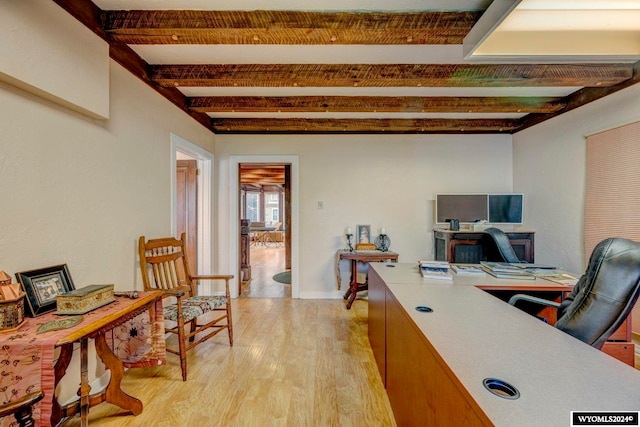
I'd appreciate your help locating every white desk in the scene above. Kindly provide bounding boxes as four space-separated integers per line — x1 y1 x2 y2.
369 263 640 427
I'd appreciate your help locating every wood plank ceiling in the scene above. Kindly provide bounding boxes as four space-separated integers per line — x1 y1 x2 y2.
54 1 640 134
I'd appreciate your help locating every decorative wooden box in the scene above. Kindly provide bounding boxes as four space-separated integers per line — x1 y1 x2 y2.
56 284 115 315
0 293 26 331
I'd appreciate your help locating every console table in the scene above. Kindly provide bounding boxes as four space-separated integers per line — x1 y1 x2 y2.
336 250 398 309
368 263 640 426
0 291 165 427
434 229 535 263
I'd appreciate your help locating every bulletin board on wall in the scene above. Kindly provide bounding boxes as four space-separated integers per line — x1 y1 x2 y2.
585 120 640 335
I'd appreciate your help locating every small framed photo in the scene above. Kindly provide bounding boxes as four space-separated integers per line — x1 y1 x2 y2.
356 224 371 244
16 264 76 317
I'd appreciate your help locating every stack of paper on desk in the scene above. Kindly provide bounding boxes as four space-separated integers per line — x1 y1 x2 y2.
418 261 453 281
479 262 535 280
451 265 485 276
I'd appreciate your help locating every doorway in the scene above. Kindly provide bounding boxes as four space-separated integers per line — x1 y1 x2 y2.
229 155 299 299
171 133 213 281
239 164 291 298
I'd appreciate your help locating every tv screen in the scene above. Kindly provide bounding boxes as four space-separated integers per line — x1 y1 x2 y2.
435 194 488 224
488 194 524 224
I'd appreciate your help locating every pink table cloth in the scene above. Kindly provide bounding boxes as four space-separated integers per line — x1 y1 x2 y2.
0 292 165 427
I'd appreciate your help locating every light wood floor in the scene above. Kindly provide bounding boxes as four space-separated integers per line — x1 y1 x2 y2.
241 245 291 298
62 297 395 427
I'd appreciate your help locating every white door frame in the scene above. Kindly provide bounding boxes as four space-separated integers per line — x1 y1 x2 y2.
229 155 299 298
170 133 213 276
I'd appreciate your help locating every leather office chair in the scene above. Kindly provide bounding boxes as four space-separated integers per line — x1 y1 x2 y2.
0 391 44 427
139 233 234 381
484 227 520 263
509 237 640 349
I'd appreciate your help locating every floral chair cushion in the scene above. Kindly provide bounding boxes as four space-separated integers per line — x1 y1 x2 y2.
163 295 228 323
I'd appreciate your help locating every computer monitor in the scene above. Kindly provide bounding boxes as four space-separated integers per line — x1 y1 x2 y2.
488 194 524 224
435 194 488 224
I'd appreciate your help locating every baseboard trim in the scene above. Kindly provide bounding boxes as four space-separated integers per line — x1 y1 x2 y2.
298 291 345 299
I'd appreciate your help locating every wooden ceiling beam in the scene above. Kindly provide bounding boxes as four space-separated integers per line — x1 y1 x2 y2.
516 59 640 133
211 118 518 134
103 10 480 45
152 64 633 88
189 96 566 113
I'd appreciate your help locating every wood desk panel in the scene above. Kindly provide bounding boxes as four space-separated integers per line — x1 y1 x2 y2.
369 263 640 427
367 267 387 385
385 289 490 426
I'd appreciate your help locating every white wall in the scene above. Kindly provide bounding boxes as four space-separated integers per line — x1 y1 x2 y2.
513 83 640 274
0 61 214 291
0 1 109 119
215 133 513 298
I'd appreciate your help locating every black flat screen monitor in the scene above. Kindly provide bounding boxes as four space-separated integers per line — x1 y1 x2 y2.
435 194 488 224
488 194 524 224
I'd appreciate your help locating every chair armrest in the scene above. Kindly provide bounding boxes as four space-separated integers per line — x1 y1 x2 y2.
508 294 562 309
161 287 190 298
191 274 234 281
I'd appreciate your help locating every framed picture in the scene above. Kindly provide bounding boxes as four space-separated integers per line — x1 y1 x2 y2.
16 264 76 317
356 224 371 244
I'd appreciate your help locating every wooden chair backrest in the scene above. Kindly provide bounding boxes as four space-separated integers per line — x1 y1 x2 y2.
138 234 194 295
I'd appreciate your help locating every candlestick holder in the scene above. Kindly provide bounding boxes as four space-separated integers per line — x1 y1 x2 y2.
345 233 354 252
375 233 391 252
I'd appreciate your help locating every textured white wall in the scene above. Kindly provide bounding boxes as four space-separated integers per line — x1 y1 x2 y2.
0 1 109 119
513 83 640 274
215 133 514 298
0 61 214 294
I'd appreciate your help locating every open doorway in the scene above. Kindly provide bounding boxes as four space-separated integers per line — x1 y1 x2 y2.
239 163 291 298
229 155 299 299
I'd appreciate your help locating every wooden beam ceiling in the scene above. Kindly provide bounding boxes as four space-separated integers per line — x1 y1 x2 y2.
188 96 566 113
102 10 481 45
53 1 640 135
151 63 633 88
240 166 285 184
212 118 519 134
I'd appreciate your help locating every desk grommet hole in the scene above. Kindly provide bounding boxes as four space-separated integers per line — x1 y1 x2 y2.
483 378 520 400
415 306 433 313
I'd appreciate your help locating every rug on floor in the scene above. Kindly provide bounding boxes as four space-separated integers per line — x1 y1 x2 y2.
272 271 291 284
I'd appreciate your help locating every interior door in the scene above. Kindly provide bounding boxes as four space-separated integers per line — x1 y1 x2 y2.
176 159 197 274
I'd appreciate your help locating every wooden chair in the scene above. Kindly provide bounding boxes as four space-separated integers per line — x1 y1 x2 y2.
0 391 44 427
138 233 233 381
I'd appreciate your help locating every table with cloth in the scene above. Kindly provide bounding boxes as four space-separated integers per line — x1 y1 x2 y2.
0 291 165 427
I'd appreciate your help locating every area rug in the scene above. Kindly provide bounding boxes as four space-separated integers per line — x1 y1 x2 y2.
273 271 291 284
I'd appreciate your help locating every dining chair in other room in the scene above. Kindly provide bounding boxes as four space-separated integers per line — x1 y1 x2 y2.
0 391 44 427
509 237 640 350
138 233 233 381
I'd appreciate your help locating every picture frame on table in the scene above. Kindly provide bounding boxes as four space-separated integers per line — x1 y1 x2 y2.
16 264 76 317
356 224 371 244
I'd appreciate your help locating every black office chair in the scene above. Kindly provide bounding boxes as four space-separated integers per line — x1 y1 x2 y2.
484 227 520 263
509 237 640 349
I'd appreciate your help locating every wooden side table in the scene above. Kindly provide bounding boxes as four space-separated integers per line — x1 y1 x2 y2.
339 251 399 309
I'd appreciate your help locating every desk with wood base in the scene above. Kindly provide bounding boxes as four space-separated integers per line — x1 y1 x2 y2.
368 263 640 427
53 291 163 427
338 250 398 309
0 291 164 427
